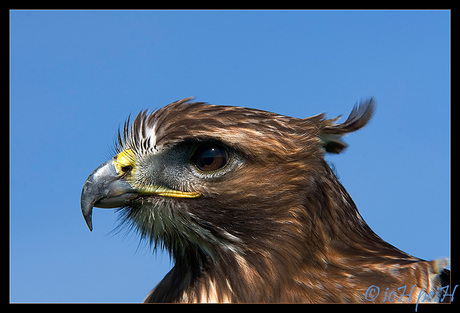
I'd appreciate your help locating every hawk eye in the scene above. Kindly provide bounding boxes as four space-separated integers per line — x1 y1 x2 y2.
190 144 229 172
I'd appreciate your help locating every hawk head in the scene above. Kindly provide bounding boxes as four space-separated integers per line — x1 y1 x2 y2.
81 97 448 303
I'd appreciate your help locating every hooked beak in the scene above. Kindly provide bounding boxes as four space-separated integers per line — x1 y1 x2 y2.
80 160 137 231
81 150 201 231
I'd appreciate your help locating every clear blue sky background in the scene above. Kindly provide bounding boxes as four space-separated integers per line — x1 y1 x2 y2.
10 10 450 303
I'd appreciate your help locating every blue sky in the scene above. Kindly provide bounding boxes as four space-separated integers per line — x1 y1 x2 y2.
10 10 450 303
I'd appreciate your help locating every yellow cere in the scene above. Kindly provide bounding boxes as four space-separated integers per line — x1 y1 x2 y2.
113 149 201 199
114 149 136 176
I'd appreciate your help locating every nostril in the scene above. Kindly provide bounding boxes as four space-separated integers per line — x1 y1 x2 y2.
121 165 133 173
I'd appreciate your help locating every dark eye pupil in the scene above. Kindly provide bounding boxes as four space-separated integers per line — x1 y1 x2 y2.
191 144 229 172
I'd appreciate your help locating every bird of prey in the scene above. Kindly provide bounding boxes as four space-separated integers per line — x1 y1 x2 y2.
81 97 450 303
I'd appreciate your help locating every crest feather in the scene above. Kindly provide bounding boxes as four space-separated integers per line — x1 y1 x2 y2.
319 98 375 154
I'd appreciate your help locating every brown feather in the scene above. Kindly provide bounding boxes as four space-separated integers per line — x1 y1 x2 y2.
111 98 448 303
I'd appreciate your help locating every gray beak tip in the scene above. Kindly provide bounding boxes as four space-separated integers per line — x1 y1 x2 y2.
81 173 97 232
81 201 94 231
84 214 93 231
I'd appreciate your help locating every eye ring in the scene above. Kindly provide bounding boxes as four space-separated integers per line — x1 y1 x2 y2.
189 144 230 173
